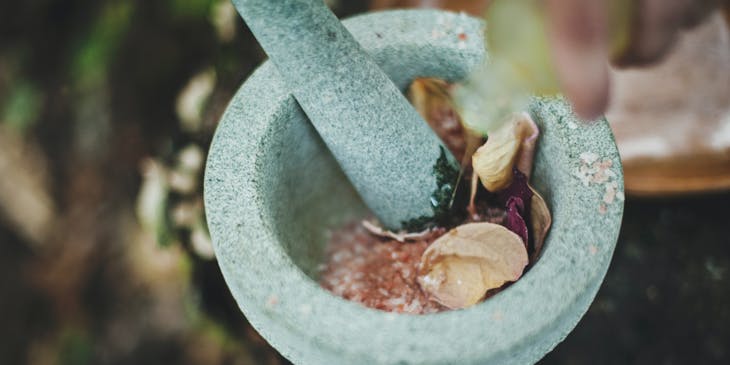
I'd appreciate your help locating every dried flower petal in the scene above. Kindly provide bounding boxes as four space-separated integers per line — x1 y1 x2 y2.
504 196 529 245
418 222 528 309
361 220 434 242
515 115 539 178
497 168 533 209
408 78 483 164
467 170 479 219
472 112 535 191
529 186 552 261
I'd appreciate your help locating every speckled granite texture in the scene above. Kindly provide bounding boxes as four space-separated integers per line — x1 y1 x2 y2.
205 9 624 365
232 0 460 229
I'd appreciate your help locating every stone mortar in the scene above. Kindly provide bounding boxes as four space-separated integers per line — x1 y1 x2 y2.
205 9 624 365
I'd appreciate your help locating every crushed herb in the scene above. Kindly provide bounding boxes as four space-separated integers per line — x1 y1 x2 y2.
400 146 461 231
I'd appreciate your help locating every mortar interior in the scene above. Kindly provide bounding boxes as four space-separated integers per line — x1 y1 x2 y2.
253 81 556 287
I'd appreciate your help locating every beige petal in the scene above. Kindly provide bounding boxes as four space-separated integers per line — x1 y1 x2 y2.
361 220 434 242
529 186 552 262
418 222 528 309
408 78 484 166
472 112 536 191
516 116 540 178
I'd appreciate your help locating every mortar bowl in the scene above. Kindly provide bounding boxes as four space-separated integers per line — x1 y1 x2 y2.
204 9 624 365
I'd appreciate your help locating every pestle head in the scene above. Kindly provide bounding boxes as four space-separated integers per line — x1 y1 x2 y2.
233 0 460 230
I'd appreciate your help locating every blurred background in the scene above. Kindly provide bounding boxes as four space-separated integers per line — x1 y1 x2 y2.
0 0 728 364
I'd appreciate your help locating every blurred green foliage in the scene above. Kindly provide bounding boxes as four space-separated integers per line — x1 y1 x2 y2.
73 1 133 90
2 81 42 132
169 0 215 19
58 329 93 365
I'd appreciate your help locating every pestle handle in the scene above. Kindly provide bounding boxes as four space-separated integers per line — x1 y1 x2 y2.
232 0 460 230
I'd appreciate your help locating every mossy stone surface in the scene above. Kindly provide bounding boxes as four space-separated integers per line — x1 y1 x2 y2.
205 9 624 365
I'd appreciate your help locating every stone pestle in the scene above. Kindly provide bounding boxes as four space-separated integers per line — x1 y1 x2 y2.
232 0 460 230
